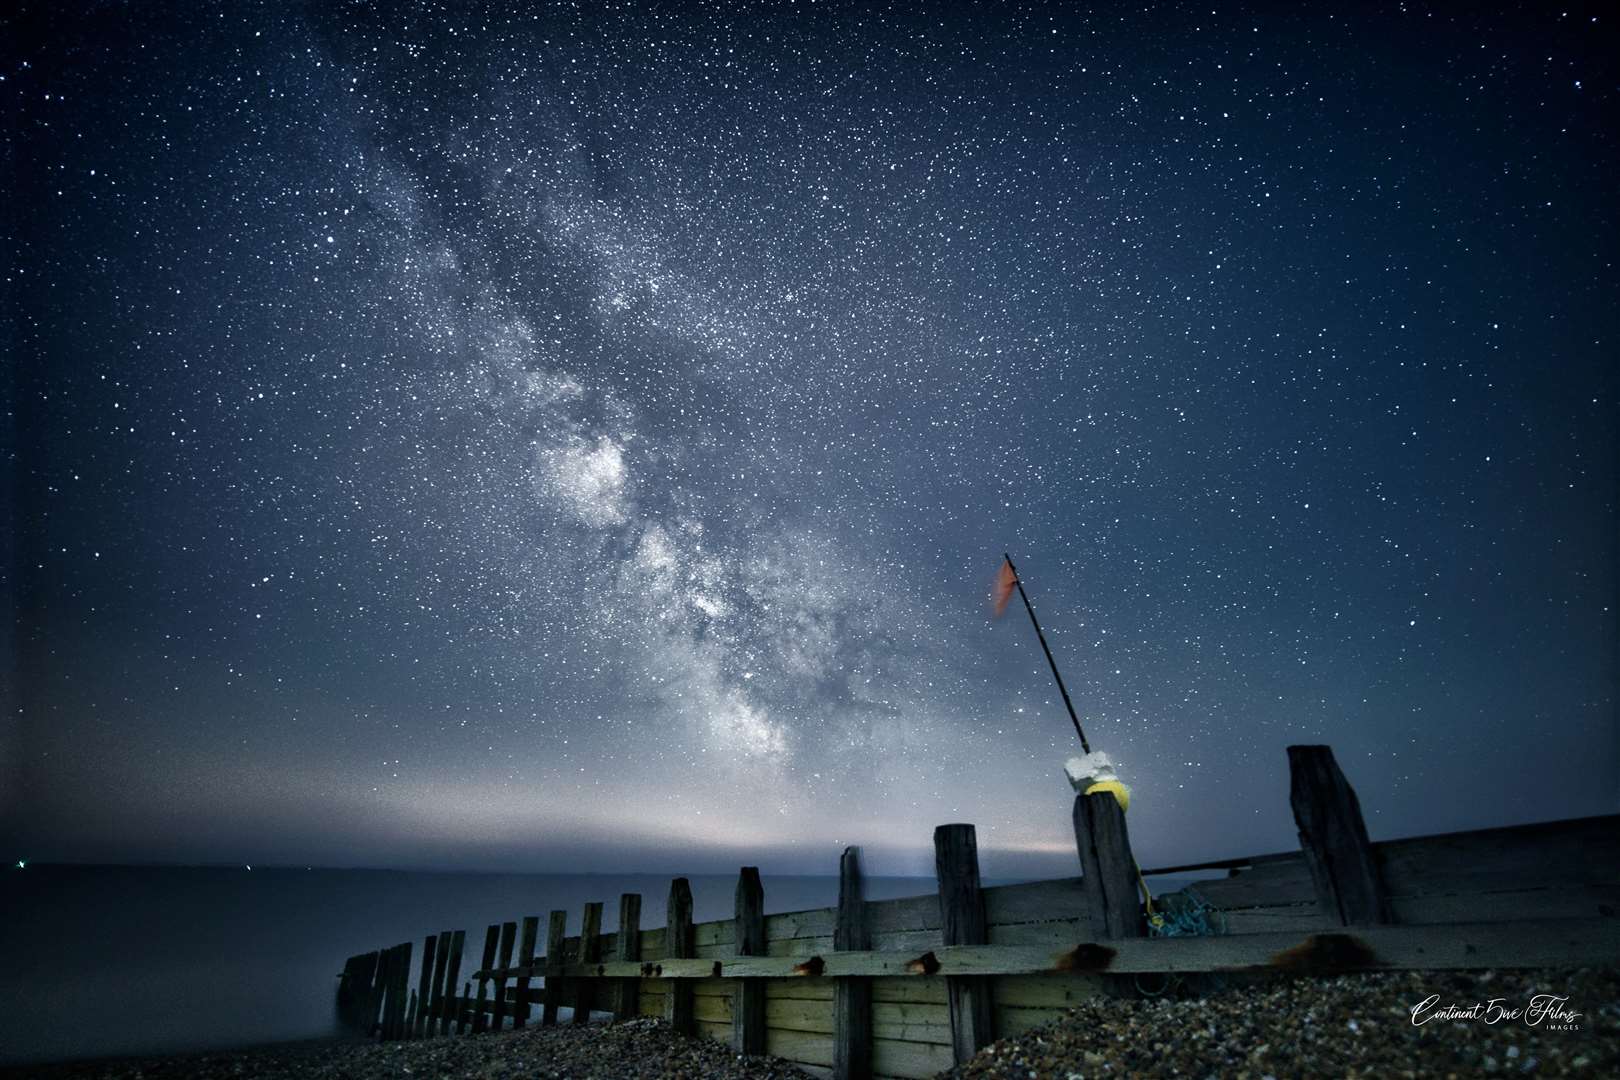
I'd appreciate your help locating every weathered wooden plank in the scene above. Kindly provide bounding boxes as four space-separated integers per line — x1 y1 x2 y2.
414 934 438 1038
983 877 1089 926
431 932 454 1034
391 942 413 1039
994 1004 1066 1039
872 1036 955 1080
766 995 835 1033
988 972 1107 1009
696 1019 731 1043
1073 791 1144 939
573 902 603 1025
665 878 696 1035
1391 885 1620 925
734 866 767 1055
615 893 642 1021
443 930 466 1035
768 1026 836 1068
565 916 1620 977
513 916 538 1029
472 925 499 1034
834 846 872 1080
1289 744 1392 926
1376 814 1620 894
492 921 517 1029
1180 856 1319 908
872 977 946 1005
542 910 567 1026
935 824 993 1065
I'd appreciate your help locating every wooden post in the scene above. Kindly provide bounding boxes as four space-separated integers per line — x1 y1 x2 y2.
733 866 767 1056
833 846 873 1080
1073 791 1145 940
405 989 417 1038
444 930 466 1035
336 955 365 1032
459 981 471 1033
1289 744 1392 926
573 901 603 1025
614 893 642 1020
390 942 412 1039
472 925 498 1033
415 933 437 1038
513 916 539 1029
491 921 517 1031
542 910 567 1026
935 824 994 1064
428 930 452 1035
358 950 383 1037
665 878 695 1035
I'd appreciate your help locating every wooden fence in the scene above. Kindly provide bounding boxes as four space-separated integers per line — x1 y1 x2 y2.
335 744 1620 1079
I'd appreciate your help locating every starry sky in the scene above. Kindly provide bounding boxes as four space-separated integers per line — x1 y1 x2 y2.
5 2 1615 880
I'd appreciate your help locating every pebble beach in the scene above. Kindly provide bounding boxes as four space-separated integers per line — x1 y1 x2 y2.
7 969 1615 1079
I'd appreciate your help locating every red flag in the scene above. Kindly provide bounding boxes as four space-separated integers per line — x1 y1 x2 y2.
992 560 1017 618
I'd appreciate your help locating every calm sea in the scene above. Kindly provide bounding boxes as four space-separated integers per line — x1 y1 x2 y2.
0 865 942 1066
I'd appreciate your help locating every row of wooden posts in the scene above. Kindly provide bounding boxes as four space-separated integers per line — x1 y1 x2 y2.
336 745 1417 1073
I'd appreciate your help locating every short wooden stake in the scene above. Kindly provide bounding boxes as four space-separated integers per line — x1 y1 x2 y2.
733 866 767 1056
935 824 994 1064
542 910 567 1026
573 901 603 1025
665 878 695 1035
1073 791 1145 940
513 916 539 1029
614 893 642 1020
833 846 873 1080
1289 744 1392 926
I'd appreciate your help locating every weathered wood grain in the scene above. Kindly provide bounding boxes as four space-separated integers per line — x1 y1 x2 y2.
1289 744 1392 926
1073 791 1144 940
934 824 993 1065
573 902 602 1025
834 846 872 1080
734 867 767 1055
562 916 1620 978
666 878 696 1035
444 931 466 1035
542 910 567 1026
615 893 642 1021
513 916 538 1029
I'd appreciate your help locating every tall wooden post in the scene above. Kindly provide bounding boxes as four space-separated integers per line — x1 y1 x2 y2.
473 925 499 1033
415 934 437 1038
1073 791 1145 940
1289 744 1392 926
733 866 767 1055
428 931 452 1035
513 916 539 1029
614 893 643 1020
573 902 603 1025
833 846 873 1080
935 825 994 1063
390 942 412 1039
443 930 466 1035
542 910 567 1026
491 921 517 1030
665 878 696 1035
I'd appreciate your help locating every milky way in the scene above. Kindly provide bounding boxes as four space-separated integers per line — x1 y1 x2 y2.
6 3 1615 877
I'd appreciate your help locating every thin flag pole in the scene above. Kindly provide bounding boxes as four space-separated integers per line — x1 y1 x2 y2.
1003 553 1090 753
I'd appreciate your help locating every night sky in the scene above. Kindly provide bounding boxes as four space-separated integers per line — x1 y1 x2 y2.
5 2 1615 880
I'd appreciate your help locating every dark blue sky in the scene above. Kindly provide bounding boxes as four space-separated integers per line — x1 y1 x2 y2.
5 1 1615 879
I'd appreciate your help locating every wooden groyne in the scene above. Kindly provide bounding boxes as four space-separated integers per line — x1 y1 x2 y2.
334 744 1620 1079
